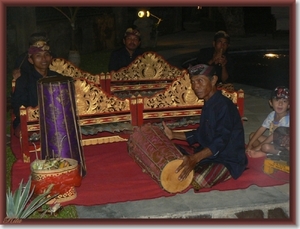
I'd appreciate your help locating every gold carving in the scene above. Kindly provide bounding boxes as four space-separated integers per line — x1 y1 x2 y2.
81 136 128 145
221 90 237 104
131 99 137 105
137 97 143 104
144 72 204 109
238 89 245 98
79 114 132 125
28 124 39 132
110 82 170 93
143 109 201 119
27 107 39 121
100 73 106 80
23 154 30 163
20 106 27 116
74 79 130 115
50 58 101 84
110 52 183 81
25 78 131 119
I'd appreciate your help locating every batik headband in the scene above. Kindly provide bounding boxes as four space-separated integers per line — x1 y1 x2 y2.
28 41 50 56
188 64 216 77
124 28 141 38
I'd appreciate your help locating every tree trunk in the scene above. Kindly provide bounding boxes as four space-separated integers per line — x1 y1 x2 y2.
8 7 37 53
218 7 245 37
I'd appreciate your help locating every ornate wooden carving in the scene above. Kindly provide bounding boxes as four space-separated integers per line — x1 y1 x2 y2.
144 72 204 109
110 52 184 81
73 79 130 116
50 58 101 84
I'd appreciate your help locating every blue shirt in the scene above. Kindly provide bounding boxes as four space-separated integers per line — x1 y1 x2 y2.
185 90 248 179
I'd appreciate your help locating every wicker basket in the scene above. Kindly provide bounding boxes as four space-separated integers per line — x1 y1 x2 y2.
30 158 81 203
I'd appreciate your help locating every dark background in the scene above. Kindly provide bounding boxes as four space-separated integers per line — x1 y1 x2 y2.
6 6 289 91
6 7 278 59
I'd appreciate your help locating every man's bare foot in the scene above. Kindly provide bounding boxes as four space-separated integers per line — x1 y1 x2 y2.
247 150 266 158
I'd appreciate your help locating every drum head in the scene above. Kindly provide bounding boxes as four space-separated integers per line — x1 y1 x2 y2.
160 159 194 193
38 75 73 84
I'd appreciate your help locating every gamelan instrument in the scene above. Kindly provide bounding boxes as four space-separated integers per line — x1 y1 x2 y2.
127 123 194 193
37 75 86 176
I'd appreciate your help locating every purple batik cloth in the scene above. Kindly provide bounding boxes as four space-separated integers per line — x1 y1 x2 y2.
37 76 85 175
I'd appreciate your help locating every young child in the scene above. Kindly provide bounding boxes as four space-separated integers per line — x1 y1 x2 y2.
246 86 290 158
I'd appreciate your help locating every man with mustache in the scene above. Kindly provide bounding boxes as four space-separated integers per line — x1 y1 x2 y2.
108 28 144 72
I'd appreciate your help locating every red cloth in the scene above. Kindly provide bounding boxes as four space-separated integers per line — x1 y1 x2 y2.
10 134 289 206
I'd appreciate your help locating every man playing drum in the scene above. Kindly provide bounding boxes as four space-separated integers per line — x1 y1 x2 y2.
163 64 248 191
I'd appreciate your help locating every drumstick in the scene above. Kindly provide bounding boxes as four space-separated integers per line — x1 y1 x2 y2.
18 53 28 69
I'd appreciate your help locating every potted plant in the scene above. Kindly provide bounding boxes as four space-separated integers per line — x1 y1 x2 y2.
54 7 81 66
6 176 57 219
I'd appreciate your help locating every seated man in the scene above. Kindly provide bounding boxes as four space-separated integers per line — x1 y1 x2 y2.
197 31 234 84
108 28 144 72
162 64 247 191
183 31 234 84
11 40 58 137
12 32 56 80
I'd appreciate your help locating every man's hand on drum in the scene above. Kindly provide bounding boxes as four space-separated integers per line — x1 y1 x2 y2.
176 155 197 181
162 121 173 140
176 147 213 181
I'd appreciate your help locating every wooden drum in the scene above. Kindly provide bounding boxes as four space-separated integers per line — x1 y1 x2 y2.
127 123 194 193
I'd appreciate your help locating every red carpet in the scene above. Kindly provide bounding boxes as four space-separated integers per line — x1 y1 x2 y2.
10 134 289 206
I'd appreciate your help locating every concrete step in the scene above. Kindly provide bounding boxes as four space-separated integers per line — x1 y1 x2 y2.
75 184 289 219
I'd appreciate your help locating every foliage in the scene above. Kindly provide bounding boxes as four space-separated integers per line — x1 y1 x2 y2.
6 146 16 192
6 177 58 219
6 144 78 219
29 205 78 219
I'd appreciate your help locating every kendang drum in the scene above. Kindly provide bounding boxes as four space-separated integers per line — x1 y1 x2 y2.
127 123 194 193
37 75 86 176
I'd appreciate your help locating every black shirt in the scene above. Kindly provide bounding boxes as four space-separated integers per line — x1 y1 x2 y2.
196 47 235 84
185 90 247 179
11 65 58 129
108 47 144 72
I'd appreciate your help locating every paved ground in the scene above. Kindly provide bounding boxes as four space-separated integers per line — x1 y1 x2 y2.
75 30 292 223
